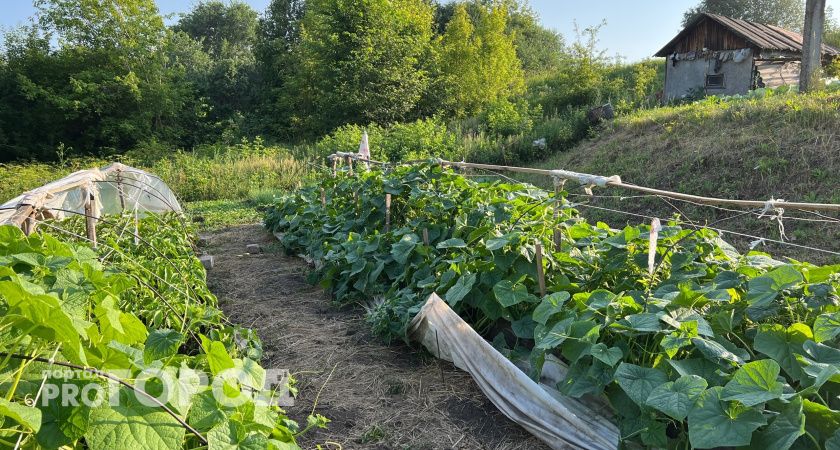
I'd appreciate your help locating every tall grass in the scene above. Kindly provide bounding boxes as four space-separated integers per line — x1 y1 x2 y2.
0 139 312 204
150 151 308 202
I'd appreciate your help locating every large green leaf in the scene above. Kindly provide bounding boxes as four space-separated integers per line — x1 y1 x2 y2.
0 280 85 364
589 343 622 367
390 234 419 265
692 337 745 366
745 265 803 320
85 389 186 450
688 387 766 449
144 329 183 364
445 272 476 306
645 375 706 420
803 399 840 442
826 429 840 450
621 313 661 332
722 359 784 406
202 336 235 376
188 390 229 432
493 280 531 308
532 292 569 325
614 363 668 406
814 313 840 343
749 395 804 450
0 397 42 431
754 324 808 381
208 419 269 450
534 318 573 350
36 379 91 448
436 238 466 249
485 232 520 251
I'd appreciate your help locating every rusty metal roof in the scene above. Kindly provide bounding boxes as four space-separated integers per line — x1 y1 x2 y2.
655 13 840 57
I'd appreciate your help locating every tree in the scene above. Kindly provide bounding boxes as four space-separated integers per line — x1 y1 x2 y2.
251 0 306 139
174 1 260 136
292 0 435 134
0 0 195 161
683 0 806 31
800 0 827 92
435 3 524 118
434 0 564 76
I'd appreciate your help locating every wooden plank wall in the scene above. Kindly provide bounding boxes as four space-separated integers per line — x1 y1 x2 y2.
674 19 751 53
755 60 801 87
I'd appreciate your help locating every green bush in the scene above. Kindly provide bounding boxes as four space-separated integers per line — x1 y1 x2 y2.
482 99 539 137
148 139 309 202
313 118 461 162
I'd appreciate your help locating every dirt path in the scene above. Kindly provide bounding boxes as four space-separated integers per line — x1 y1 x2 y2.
203 224 548 450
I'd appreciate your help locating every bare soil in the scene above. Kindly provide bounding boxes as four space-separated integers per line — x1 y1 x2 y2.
203 224 548 450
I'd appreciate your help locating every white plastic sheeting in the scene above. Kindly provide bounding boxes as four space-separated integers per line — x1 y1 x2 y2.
0 163 181 226
408 293 619 450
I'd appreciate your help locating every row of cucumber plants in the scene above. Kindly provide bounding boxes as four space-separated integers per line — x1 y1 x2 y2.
0 213 326 449
265 163 840 449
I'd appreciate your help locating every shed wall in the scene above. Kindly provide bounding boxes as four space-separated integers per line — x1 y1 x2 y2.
664 49 754 99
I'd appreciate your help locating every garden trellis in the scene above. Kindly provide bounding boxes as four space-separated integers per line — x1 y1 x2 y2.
273 154 840 449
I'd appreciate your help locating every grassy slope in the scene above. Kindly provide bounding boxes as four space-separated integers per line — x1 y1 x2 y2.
522 91 840 264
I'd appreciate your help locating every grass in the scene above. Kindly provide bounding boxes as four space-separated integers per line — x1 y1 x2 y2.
515 90 840 264
185 199 263 231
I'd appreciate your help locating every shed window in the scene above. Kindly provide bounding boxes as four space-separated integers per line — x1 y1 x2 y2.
705 74 725 88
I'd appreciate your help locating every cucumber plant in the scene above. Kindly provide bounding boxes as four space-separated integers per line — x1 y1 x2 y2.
267 163 840 449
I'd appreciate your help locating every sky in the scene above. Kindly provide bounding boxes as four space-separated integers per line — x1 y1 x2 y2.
2 0 839 62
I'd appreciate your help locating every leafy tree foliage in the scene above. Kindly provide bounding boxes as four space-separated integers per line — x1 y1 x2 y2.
251 0 306 140
0 0 198 160
436 3 524 118
682 0 806 31
292 0 435 133
174 1 260 137
435 0 565 76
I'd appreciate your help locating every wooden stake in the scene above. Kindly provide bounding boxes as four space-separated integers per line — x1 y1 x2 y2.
23 213 34 236
331 158 338 178
553 183 562 252
134 207 140 246
422 228 429 246
346 156 353 175
84 192 97 249
535 243 546 298
384 193 391 233
116 170 126 211
321 188 326 207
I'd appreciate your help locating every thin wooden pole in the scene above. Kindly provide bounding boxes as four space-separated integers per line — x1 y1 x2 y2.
116 170 126 211
385 193 391 233
346 156 353 176
437 159 840 213
84 191 97 249
422 228 429 246
134 207 140 246
321 188 326 207
553 182 563 252
535 243 546 298
331 158 338 178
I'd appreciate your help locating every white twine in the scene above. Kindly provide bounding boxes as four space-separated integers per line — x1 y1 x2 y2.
759 198 787 241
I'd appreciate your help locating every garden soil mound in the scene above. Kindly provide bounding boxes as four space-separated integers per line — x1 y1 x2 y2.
204 224 548 450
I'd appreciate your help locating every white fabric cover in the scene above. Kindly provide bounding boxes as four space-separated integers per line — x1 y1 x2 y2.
0 163 181 224
408 293 619 450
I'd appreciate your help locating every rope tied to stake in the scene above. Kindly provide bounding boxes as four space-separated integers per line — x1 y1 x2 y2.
759 197 787 241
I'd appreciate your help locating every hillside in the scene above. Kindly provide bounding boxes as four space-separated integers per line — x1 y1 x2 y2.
521 90 840 264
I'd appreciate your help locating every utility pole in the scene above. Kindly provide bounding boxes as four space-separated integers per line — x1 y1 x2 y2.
800 0 827 92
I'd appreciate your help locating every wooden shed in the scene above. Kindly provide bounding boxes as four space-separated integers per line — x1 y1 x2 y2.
655 13 840 100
